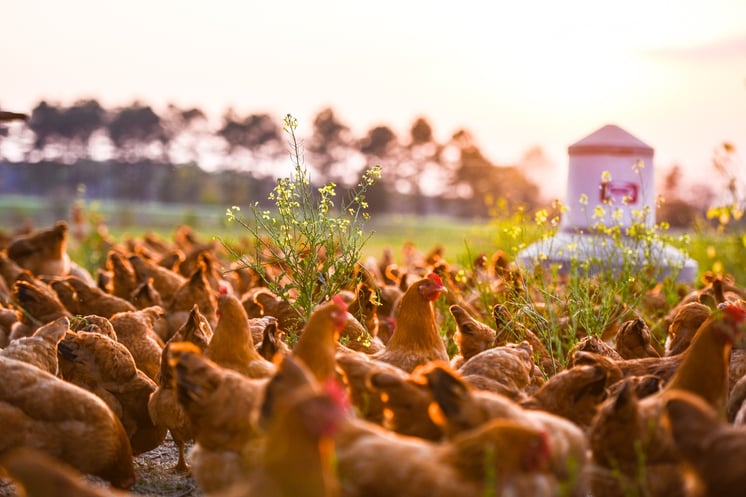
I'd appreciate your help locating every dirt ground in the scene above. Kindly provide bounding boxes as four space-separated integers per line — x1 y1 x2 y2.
0 433 204 497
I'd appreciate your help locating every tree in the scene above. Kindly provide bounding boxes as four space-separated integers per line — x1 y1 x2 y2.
108 103 167 162
217 110 284 173
162 104 208 165
306 107 356 185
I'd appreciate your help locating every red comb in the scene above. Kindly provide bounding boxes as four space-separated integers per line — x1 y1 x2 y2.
720 302 746 322
332 294 348 313
427 273 443 286
322 379 350 410
219 284 229 295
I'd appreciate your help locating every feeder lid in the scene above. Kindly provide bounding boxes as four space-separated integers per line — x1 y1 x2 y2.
568 124 653 155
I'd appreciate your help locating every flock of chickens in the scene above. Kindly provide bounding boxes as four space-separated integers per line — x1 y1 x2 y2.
1 220 746 497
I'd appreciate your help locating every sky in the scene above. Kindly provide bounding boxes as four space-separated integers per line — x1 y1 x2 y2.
3 0 746 198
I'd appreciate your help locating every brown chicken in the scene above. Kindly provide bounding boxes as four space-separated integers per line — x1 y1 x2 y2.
0 446 129 497
0 316 68 375
292 296 349 383
0 356 135 488
456 340 538 400
129 277 164 311
108 306 165 383
225 355 347 497
205 292 275 379
493 303 557 374
254 316 290 361
61 275 137 318
247 288 301 332
129 253 186 305
664 301 711 356
520 363 609 429
167 342 268 494
370 273 449 373
147 306 213 472
105 249 138 301
448 304 496 369
614 317 661 359
664 389 746 497
57 329 166 455
69 314 119 340
6 220 71 277
9 276 72 339
165 261 218 336
422 362 589 490
333 396 555 497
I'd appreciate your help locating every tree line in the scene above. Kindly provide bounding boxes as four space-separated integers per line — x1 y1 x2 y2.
0 99 544 219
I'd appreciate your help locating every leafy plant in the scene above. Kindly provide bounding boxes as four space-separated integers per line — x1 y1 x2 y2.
222 114 381 329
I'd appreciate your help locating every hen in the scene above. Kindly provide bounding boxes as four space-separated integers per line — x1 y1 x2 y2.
165 261 218 337
9 277 72 339
0 446 129 497
614 317 661 359
5 220 71 278
205 292 275 379
0 316 68 375
448 303 496 369
370 273 449 373
292 296 348 383
493 303 556 374
108 306 165 383
129 253 186 305
57 328 166 455
105 249 138 302
60 275 137 318
148 306 213 472
664 389 746 497
167 342 268 494
0 356 135 488
664 301 711 356
456 340 539 400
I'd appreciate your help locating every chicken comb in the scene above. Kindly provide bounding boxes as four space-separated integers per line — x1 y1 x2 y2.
332 294 348 313
427 273 444 287
719 301 746 322
219 284 229 296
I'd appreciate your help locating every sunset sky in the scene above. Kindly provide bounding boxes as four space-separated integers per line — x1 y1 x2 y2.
3 0 745 198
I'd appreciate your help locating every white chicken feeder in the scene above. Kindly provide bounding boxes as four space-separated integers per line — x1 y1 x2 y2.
517 124 697 283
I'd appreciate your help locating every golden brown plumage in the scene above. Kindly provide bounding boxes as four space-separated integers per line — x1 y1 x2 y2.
57 329 166 455
167 342 268 494
0 356 135 489
6 221 71 277
449 304 496 369
370 273 449 373
165 261 218 337
0 316 68 375
108 306 165 383
292 296 349 383
205 292 275 379
0 446 129 497
129 253 186 305
60 275 136 318
614 317 661 359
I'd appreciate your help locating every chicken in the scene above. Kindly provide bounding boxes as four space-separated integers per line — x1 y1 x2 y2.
6 220 71 277
0 356 135 488
335 349 408 423
0 304 19 347
664 301 711 356
664 301 746 417
129 277 164 311
333 396 556 497
370 273 449 373
365 365 443 440
254 316 290 361
70 314 119 340
248 288 301 332
456 340 538 400
167 342 268 494
108 306 165 383
105 249 138 301
347 279 380 339
225 355 346 497
663 389 746 497
520 363 609 429
448 303 496 369
292 296 349 383
205 292 276 379
588 379 686 497
587 302 746 496
9 277 72 339
422 361 589 491
0 251 25 292
566 335 623 361
147 307 212 473
0 446 129 497
165 260 218 337
129 253 186 305
0 316 68 375
57 329 166 455
60 275 137 318
614 316 661 359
